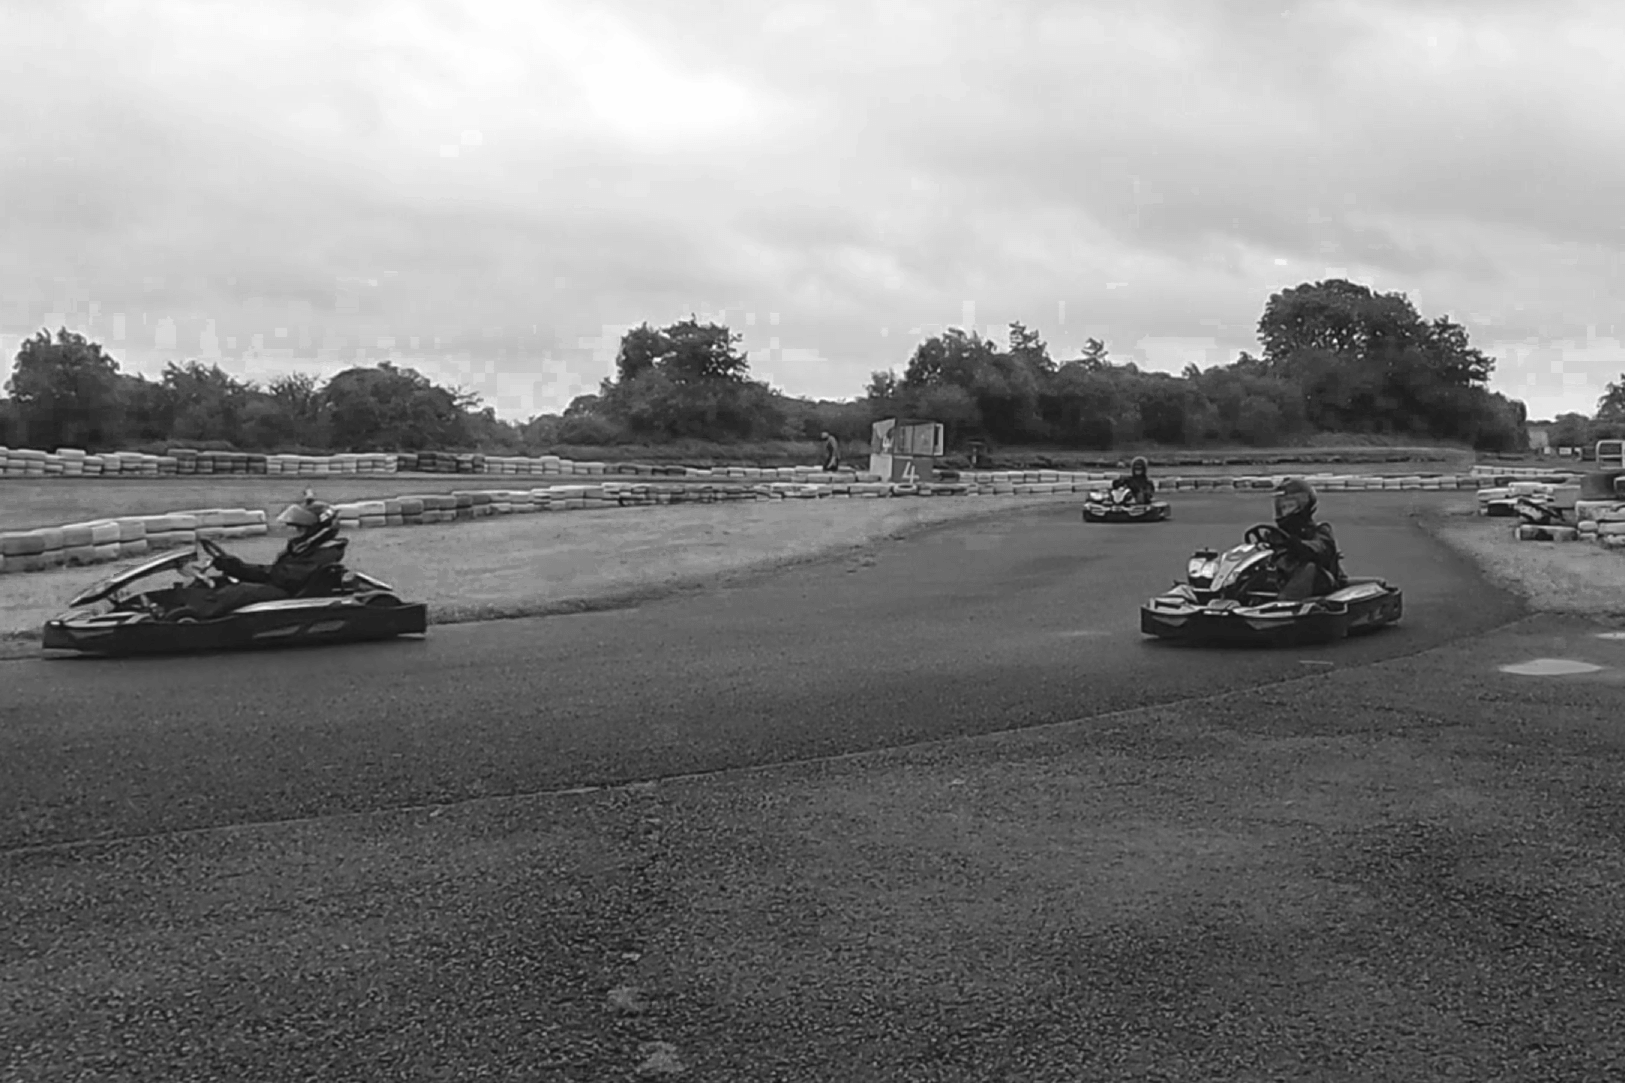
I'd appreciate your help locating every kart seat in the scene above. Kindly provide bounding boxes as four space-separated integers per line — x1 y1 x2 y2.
294 562 347 598
288 543 350 598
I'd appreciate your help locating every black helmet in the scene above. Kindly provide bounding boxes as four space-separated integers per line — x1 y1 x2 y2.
277 488 342 556
1272 477 1317 525
1131 456 1148 476
275 489 336 536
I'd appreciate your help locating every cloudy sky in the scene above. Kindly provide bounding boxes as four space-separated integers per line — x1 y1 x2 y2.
3 0 1621 422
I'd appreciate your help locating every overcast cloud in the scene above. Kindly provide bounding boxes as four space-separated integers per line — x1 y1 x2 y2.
2 0 1621 421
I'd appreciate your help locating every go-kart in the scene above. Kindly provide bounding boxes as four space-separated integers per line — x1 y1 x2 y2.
1082 483 1171 523
1140 523 1403 647
41 536 428 656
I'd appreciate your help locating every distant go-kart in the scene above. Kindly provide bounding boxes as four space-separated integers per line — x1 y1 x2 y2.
41 536 428 657
1140 523 1403 647
1082 484 1171 523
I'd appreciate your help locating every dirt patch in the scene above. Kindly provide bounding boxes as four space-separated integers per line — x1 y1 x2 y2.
0 493 1074 652
1416 498 1625 620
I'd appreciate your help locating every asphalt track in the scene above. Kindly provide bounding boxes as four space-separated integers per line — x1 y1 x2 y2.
1 493 1525 852
17 491 1625 1082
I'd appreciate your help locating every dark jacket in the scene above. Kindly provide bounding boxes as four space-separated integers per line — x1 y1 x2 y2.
1113 474 1156 504
1276 519 1346 589
215 527 346 597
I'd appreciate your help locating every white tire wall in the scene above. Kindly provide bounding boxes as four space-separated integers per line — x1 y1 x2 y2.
1516 524 1579 542
0 461 1606 576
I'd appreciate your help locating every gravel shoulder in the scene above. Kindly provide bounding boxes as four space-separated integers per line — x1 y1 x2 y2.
1415 498 1625 621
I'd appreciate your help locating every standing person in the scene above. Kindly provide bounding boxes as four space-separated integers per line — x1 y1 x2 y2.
820 431 841 471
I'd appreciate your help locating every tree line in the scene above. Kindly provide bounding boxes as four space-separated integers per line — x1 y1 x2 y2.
0 336 510 454
1541 376 1625 450
0 279 1552 456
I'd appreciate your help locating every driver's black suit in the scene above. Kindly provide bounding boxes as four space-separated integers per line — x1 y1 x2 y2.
1112 474 1157 504
1274 518 1347 601
169 523 344 620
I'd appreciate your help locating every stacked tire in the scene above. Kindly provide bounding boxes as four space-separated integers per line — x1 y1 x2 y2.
1577 499 1625 548
1515 524 1579 542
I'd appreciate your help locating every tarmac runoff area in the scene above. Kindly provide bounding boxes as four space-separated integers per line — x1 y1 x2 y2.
7 492 1625 1079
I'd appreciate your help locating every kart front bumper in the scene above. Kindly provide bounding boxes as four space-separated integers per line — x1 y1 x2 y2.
1083 502 1170 523
1139 601 1351 646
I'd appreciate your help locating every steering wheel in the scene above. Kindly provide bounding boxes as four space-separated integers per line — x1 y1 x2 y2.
181 537 229 586
1243 523 1288 547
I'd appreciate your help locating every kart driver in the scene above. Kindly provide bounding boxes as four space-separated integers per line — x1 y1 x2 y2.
1112 456 1157 504
1270 477 1348 601
166 493 344 621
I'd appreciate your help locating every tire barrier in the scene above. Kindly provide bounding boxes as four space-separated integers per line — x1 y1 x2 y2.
0 509 267 575
1573 500 1625 545
0 440 1588 485
0 447 172 477
3 464 1612 576
1469 463 1585 480
1509 493 1625 547
1515 524 1579 542
1477 480 1582 516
